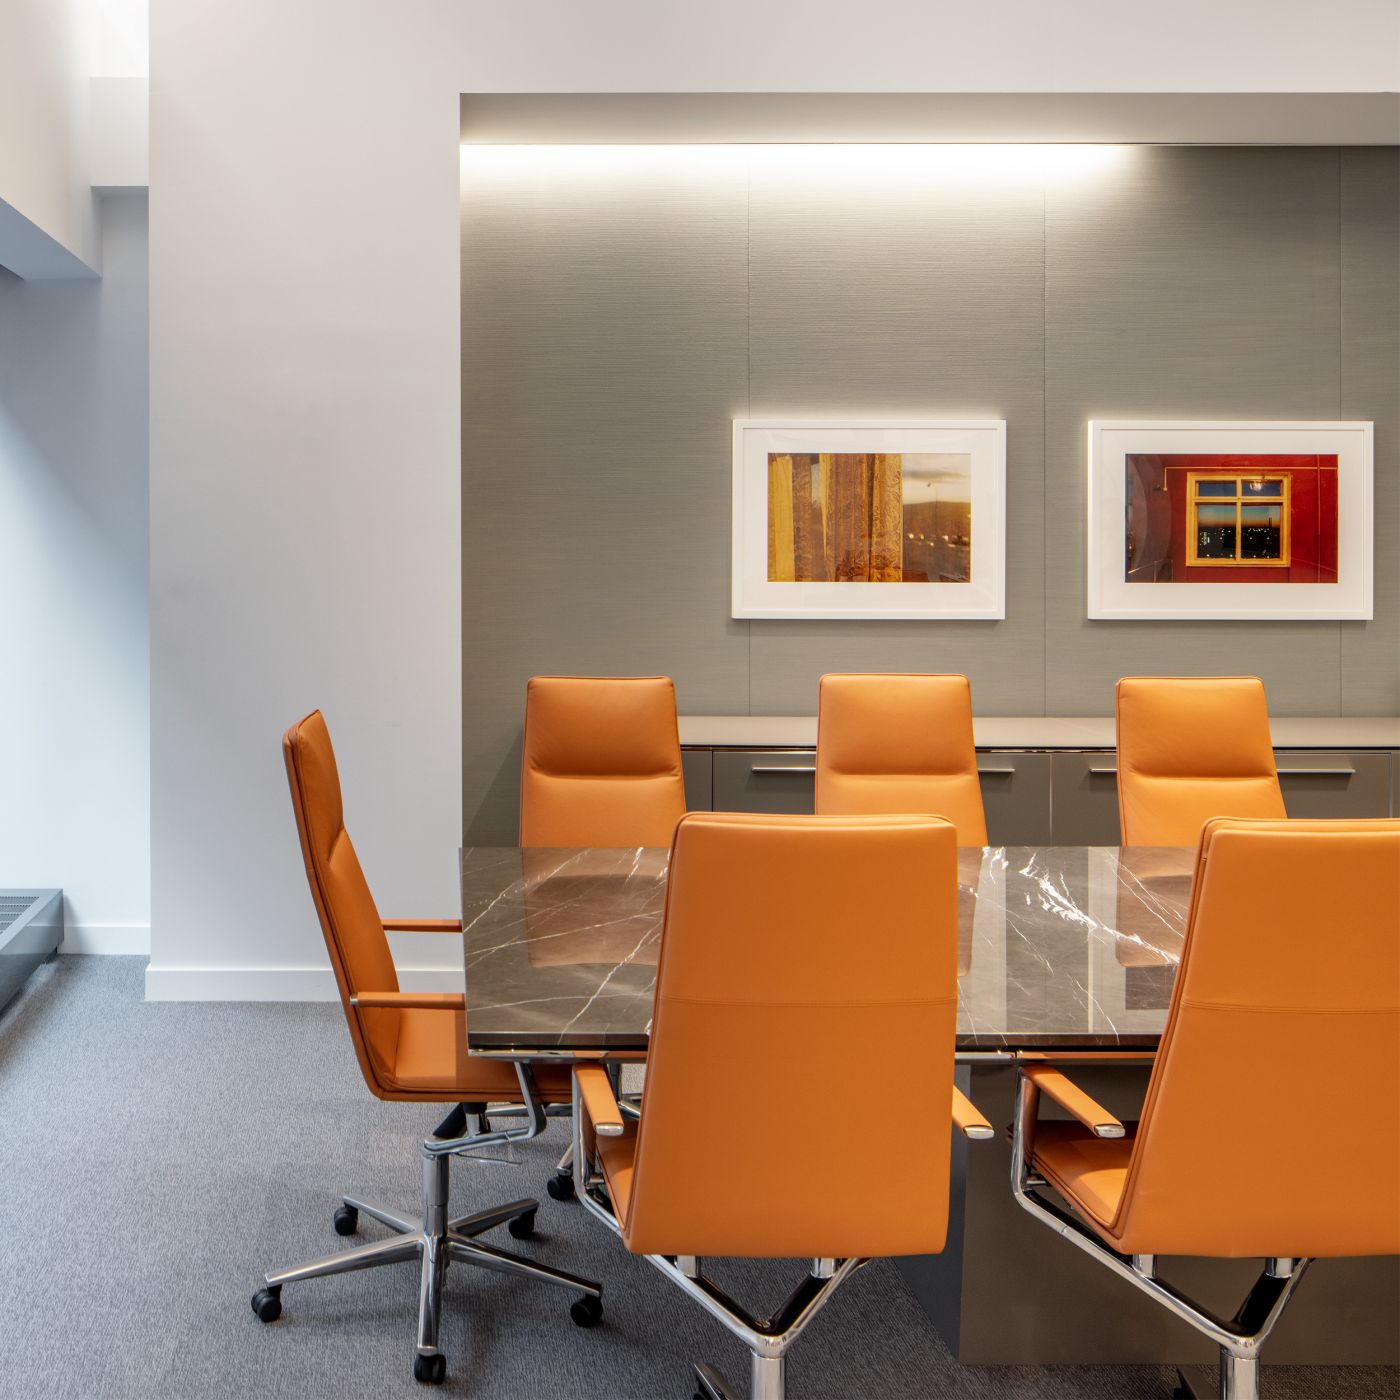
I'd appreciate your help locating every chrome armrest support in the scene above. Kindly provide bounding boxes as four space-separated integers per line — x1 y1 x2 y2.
421 1060 548 1159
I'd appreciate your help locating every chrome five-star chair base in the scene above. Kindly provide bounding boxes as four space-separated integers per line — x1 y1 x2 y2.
251 1083 603 1386
1010 1071 1310 1400
571 1073 863 1400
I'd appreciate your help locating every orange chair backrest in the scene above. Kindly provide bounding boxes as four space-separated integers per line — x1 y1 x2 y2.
625 812 960 1259
1115 818 1400 1258
1116 677 1285 847
815 673 988 846
283 711 400 1094
519 676 686 848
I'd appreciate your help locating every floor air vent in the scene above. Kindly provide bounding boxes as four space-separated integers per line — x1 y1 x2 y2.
0 890 63 1010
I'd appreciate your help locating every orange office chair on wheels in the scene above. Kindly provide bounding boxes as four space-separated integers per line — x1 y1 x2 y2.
814 673 988 845
519 674 687 1202
1116 677 1286 846
250 712 602 1386
570 811 994 1400
1011 817 1400 1400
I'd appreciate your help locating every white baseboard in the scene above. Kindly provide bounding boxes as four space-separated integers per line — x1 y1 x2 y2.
143 964 465 1002
60 923 151 955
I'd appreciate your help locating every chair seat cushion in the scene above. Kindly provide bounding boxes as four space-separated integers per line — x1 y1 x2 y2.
1032 1121 1138 1234
390 1008 572 1102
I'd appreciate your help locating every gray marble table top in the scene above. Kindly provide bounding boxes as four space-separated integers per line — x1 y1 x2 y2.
460 845 1195 1058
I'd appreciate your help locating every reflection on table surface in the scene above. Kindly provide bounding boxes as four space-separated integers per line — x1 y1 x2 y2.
460 845 1195 1055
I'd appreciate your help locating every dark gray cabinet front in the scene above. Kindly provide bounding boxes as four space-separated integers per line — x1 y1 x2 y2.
712 751 817 814
1049 752 1122 845
1275 752 1392 819
977 753 1052 846
685 739 1399 837
681 749 714 812
708 747 1054 843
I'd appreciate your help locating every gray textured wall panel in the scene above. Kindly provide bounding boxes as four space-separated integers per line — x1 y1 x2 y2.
1042 147 1347 715
1340 148 1400 714
461 160 750 839
745 159 1046 713
462 146 1399 835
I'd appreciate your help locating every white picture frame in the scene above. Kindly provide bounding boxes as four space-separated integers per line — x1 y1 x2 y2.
731 419 1007 620
1087 419 1374 621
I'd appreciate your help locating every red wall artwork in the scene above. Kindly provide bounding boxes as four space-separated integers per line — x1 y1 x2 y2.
1125 454 1339 585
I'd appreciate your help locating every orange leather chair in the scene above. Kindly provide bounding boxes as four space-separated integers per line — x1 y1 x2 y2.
519 675 686 848
251 712 601 1386
1011 817 1400 1400
569 811 994 1400
519 675 686 1201
814 673 988 845
1116 677 1286 847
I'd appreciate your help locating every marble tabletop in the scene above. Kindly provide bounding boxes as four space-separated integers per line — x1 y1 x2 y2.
460 845 1195 1057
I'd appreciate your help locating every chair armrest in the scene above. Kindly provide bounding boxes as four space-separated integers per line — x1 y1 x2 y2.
1023 1065 1124 1139
381 918 463 933
952 1086 994 1140
350 991 466 1011
574 1064 625 1137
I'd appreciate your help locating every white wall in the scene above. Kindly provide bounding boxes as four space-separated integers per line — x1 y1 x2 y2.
96 0 149 79
147 0 1400 998
0 195 150 951
0 0 98 276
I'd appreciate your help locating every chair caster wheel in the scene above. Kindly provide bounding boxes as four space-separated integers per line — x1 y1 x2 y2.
250 1287 282 1323
547 1172 575 1202
413 1352 447 1385
333 1204 359 1236
569 1293 603 1328
508 1207 538 1239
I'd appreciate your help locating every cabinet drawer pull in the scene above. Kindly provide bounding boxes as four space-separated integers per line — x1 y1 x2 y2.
750 765 816 776
977 766 1017 776
1087 765 1119 776
1276 766 1356 778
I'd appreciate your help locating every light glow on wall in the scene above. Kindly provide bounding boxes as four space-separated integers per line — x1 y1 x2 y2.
460 143 1132 188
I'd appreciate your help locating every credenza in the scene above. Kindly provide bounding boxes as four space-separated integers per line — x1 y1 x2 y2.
678 715 1400 844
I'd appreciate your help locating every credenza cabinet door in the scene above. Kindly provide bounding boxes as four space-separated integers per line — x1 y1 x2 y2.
977 753 1052 847
681 750 714 812
1050 752 1123 846
708 747 1054 840
1276 751 1392 820
713 751 817 814
681 737 1399 829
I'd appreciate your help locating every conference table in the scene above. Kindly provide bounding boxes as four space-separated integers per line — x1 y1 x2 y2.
459 844 1192 1058
457 844 1397 1369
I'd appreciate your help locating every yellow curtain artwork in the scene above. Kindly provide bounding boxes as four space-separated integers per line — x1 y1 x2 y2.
767 453 904 582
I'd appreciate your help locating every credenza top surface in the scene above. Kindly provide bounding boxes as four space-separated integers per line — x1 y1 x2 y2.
678 715 1400 750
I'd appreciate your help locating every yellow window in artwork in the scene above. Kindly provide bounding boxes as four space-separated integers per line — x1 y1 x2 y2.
1186 474 1290 568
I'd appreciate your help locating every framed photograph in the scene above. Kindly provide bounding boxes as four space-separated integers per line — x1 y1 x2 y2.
1087 420 1373 621
731 419 1006 620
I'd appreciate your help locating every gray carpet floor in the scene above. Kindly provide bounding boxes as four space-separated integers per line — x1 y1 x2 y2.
0 958 1393 1400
